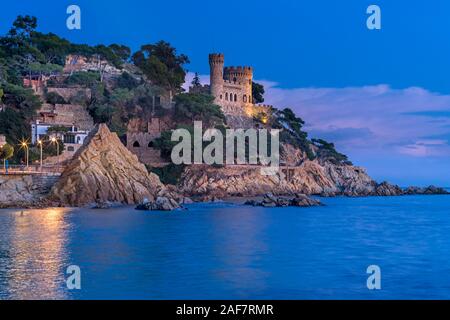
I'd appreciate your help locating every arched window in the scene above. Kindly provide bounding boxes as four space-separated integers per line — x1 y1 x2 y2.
225 92 228 101
243 95 247 103
234 94 237 102
233 77 237 83
220 94 222 99
148 141 155 148
133 141 140 147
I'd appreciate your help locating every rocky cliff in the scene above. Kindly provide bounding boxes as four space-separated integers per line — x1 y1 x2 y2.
49 124 170 207
0 174 60 208
178 159 447 198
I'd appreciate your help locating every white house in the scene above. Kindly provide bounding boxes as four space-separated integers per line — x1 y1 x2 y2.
31 120 89 155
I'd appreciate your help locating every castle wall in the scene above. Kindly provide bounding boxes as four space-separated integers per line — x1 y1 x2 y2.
126 118 169 165
208 53 257 118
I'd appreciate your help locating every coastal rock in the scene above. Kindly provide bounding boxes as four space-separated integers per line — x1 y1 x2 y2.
0 174 59 207
49 124 174 207
405 185 449 195
136 196 179 211
373 181 404 196
244 193 322 207
179 161 375 198
291 194 323 207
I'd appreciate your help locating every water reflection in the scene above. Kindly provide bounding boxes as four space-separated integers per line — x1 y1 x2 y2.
210 206 270 297
0 208 72 299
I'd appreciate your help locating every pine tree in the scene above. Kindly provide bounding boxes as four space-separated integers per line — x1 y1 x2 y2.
191 72 201 87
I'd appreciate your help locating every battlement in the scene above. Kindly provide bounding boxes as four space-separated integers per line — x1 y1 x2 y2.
209 53 224 64
224 66 253 74
208 53 255 119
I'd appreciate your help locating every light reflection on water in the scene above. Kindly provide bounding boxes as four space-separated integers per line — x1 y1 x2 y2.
1 195 450 299
0 208 73 299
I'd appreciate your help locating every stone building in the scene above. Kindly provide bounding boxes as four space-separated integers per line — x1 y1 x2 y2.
30 102 94 158
208 53 272 122
23 75 48 95
126 118 170 166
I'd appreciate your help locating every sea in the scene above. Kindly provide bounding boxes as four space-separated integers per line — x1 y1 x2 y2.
1 192 450 299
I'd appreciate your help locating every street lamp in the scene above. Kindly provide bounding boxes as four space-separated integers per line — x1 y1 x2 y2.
51 137 60 157
20 140 29 170
37 139 43 171
51 137 60 170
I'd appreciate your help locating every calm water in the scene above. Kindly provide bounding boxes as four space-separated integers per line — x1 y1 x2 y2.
1 194 450 300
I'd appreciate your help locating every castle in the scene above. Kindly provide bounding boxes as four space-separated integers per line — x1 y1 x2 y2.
207 53 272 122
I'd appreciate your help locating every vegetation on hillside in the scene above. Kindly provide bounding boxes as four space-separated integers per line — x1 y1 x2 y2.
0 14 350 168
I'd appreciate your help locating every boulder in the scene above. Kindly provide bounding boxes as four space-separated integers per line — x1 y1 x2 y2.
49 124 175 207
136 196 179 211
245 193 322 208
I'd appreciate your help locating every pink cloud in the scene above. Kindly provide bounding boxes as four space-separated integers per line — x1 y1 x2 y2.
183 73 450 158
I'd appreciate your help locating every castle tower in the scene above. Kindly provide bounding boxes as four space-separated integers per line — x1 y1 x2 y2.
223 66 253 105
209 53 224 103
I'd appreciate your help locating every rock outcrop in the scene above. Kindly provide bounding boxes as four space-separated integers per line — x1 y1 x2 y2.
179 161 449 198
136 196 180 211
245 193 323 207
179 162 376 197
0 174 60 208
49 124 171 207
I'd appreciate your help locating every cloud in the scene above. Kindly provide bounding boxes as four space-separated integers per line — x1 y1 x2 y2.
183 72 450 159
260 81 450 158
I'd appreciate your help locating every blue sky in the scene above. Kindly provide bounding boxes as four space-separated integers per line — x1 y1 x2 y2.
1 0 450 186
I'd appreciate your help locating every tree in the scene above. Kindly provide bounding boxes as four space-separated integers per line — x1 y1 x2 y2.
132 41 189 92
30 32 71 65
311 138 352 165
65 71 100 87
2 83 42 118
252 81 265 104
108 44 131 64
116 72 140 90
46 91 66 106
8 15 37 39
191 72 201 88
0 143 14 170
0 108 30 148
274 108 315 160
173 93 225 127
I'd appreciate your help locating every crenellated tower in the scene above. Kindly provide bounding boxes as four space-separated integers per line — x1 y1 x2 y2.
209 53 224 104
223 66 253 105
204 53 270 125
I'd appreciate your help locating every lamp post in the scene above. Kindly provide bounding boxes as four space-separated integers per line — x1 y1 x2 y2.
51 137 59 157
51 137 60 170
21 141 29 170
37 139 43 171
